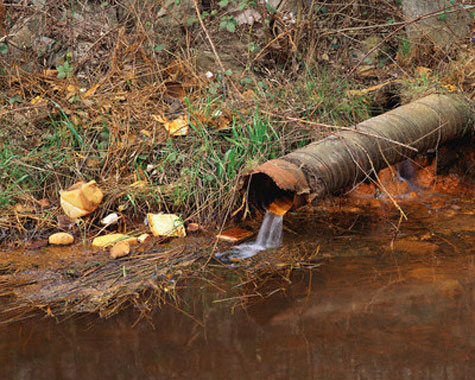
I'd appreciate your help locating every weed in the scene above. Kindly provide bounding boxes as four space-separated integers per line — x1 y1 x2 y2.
57 61 73 79
398 36 411 57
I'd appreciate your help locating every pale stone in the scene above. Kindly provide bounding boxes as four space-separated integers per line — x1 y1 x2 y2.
101 213 120 225
147 213 186 237
60 180 104 218
110 241 130 259
49 232 74 246
137 233 151 244
92 233 137 248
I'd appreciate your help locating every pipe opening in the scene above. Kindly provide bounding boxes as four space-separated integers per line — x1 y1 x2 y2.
246 173 295 215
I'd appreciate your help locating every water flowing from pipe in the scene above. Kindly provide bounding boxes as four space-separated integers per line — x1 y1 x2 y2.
216 211 283 261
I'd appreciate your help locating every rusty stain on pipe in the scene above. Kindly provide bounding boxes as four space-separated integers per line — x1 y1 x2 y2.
240 94 472 211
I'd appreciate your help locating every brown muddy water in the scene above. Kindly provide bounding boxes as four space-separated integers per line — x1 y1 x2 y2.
1 193 474 380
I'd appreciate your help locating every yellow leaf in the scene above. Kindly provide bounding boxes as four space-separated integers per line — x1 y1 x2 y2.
442 84 457 93
84 83 99 98
153 114 188 136
67 84 78 93
140 129 152 138
31 96 46 105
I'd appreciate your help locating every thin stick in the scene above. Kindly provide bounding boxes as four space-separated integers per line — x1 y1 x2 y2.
191 0 232 98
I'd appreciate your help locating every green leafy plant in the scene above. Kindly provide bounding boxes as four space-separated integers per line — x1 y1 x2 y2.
220 15 236 33
57 61 73 79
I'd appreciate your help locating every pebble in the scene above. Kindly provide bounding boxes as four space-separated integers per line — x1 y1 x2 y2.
110 241 130 259
49 232 74 246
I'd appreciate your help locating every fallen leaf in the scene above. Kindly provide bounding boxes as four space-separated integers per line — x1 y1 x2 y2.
152 114 188 136
442 83 457 93
31 96 46 105
84 83 99 98
415 66 432 77
164 81 186 99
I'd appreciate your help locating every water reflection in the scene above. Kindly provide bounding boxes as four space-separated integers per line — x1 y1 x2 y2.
1 252 474 380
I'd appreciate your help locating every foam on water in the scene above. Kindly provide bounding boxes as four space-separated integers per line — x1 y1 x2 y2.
216 211 283 262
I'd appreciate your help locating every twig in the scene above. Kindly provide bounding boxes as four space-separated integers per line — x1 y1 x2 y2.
249 22 307 66
191 0 230 98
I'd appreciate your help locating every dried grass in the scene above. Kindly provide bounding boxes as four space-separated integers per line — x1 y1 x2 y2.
0 234 322 323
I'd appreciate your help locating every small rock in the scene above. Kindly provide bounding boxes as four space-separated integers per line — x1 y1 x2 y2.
92 233 137 248
137 233 150 244
187 222 202 232
110 241 130 259
60 180 104 218
147 213 186 237
101 212 120 225
49 232 74 246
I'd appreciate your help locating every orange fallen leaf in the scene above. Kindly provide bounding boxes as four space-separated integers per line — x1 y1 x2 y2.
442 84 457 93
152 114 188 136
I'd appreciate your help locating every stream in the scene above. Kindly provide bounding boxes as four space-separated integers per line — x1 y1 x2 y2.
0 192 474 379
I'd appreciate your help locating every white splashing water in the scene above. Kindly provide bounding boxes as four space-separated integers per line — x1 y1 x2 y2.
216 211 283 261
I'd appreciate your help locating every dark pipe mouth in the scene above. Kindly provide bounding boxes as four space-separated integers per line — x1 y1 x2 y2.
245 173 295 210
239 158 311 212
